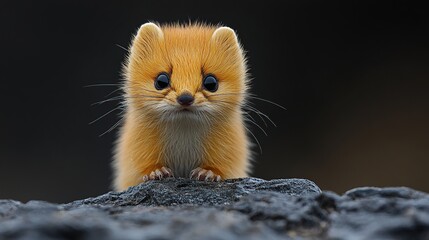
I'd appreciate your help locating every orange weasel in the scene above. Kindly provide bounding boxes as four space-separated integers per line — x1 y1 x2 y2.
113 22 251 191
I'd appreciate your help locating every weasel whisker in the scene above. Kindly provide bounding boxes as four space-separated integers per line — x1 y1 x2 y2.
91 96 124 106
89 105 124 125
244 115 268 136
244 105 277 127
104 88 124 98
243 124 262 154
247 95 286 110
115 43 129 52
91 95 164 106
84 83 122 88
100 114 125 137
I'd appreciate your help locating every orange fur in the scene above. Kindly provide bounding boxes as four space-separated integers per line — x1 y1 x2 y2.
113 22 250 191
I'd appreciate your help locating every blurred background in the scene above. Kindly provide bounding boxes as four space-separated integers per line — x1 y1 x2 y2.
0 0 428 203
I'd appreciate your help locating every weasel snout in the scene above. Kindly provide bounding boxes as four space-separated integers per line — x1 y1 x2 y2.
177 93 194 106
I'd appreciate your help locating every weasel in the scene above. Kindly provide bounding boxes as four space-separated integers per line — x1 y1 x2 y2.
113 22 251 191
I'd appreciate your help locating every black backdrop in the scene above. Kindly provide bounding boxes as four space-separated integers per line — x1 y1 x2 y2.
1 1 428 203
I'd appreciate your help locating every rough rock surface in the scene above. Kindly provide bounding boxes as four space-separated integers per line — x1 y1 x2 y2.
1 178 428 240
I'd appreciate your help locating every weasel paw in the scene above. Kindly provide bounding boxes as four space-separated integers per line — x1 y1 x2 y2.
142 167 174 181
190 167 222 182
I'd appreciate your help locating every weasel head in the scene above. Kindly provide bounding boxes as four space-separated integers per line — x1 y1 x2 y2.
124 22 248 124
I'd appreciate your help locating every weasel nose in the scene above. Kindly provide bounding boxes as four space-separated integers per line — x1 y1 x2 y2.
177 93 194 106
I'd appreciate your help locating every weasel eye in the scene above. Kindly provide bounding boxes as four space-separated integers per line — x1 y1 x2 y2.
155 73 170 90
203 75 218 92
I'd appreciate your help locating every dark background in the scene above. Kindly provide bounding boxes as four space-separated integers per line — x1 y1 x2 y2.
1 1 428 203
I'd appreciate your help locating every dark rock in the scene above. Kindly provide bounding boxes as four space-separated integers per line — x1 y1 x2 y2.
330 187 429 240
65 177 321 208
1 178 429 240
344 187 428 200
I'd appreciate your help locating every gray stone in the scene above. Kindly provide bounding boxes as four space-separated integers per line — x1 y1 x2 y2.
0 178 428 240
65 177 321 208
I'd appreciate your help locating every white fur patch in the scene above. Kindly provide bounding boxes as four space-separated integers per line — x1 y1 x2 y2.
160 112 210 178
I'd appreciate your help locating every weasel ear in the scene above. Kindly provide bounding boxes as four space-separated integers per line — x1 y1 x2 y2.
211 26 240 50
131 22 163 57
136 22 163 41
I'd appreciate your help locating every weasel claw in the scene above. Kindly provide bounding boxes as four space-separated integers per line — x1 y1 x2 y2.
190 167 222 182
142 167 174 182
